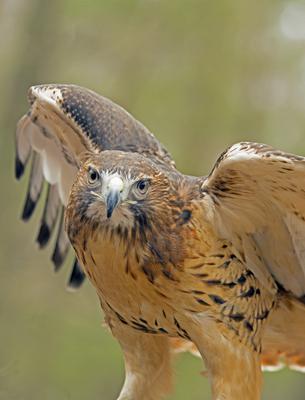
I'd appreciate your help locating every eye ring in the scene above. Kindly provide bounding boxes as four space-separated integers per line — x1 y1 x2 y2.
133 179 150 197
88 167 100 185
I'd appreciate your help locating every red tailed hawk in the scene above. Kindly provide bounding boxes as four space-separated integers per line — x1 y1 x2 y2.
15 84 305 400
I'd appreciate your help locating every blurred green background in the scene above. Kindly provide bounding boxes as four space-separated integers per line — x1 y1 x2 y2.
1 0 305 399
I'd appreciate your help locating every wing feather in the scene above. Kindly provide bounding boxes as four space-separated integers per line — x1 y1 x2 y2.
21 152 44 221
201 142 305 298
67 259 86 291
16 84 173 288
36 184 61 248
15 114 32 179
51 209 70 271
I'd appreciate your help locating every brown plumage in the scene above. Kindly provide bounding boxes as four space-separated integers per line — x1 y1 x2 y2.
15 84 305 400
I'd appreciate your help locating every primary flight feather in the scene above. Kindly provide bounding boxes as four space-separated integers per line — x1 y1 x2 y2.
15 84 305 400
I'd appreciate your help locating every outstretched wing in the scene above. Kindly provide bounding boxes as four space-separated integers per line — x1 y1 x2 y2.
200 142 305 300
16 84 174 288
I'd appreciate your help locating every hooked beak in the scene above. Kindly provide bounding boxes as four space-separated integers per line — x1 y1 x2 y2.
106 190 120 218
105 176 124 219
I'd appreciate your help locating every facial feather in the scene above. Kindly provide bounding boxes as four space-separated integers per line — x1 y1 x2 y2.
66 150 198 267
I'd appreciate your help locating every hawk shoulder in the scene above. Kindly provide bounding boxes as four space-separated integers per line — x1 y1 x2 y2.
200 141 305 298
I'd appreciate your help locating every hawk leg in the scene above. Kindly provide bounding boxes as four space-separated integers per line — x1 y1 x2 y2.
111 322 173 400
191 322 262 400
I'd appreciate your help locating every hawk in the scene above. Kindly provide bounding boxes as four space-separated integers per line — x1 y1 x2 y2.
15 84 305 400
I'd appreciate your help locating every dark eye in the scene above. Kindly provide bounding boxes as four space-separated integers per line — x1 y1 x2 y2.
88 167 100 185
135 179 150 196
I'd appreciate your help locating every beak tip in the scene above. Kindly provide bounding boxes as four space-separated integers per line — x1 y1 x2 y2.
106 190 120 219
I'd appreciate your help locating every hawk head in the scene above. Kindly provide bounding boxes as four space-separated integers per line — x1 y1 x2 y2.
67 150 175 231
66 150 195 265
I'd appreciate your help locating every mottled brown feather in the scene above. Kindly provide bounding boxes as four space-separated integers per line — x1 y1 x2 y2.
15 87 305 400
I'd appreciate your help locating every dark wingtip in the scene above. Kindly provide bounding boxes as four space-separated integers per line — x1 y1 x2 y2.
22 196 36 221
67 260 86 290
51 244 64 271
15 157 24 180
36 223 51 248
